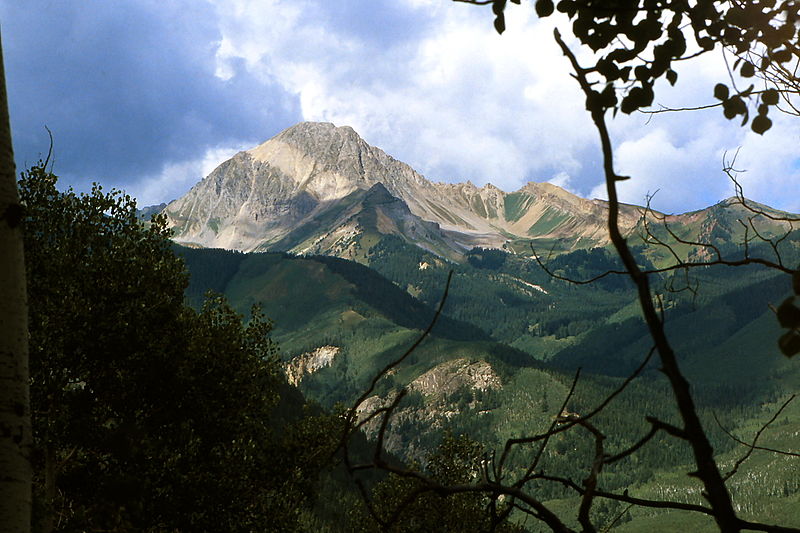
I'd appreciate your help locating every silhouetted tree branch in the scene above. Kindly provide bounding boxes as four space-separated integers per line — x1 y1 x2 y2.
714 394 800 475
341 2 800 531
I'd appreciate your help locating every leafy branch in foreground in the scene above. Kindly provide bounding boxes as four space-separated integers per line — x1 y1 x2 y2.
474 0 800 134
551 25 794 532
21 163 339 533
340 2 800 531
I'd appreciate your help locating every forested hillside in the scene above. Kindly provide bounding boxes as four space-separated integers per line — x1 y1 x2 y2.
6 0 800 530
177 231 800 530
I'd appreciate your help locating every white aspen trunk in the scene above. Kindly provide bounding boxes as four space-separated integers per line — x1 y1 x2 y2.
0 27 32 533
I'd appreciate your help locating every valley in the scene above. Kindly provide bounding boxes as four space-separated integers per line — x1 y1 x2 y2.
160 122 800 531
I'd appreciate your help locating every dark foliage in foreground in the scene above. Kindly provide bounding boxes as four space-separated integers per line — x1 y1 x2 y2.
21 164 341 532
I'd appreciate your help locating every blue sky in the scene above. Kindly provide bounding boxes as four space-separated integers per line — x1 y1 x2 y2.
3 0 799 213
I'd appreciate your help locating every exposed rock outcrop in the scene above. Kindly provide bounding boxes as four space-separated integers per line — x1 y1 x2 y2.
165 121 798 263
408 358 501 399
355 358 502 460
164 122 643 257
285 345 340 386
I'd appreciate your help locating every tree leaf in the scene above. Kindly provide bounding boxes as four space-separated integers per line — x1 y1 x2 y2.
556 0 576 17
600 83 617 108
493 14 506 34
751 114 772 134
779 330 800 357
492 0 506 16
621 86 652 114
762 88 779 105
714 83 729 100
666 69 678 86
535 0 554 17
776 297 800 328
698 36 715 50
772 48 792 63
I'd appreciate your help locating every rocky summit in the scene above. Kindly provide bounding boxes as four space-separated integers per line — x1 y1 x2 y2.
164 122 794 262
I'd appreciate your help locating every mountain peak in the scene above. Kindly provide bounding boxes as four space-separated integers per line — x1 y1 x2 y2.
168 122 792 258
258 121 365 157
275 121 355 138
244 121 383 191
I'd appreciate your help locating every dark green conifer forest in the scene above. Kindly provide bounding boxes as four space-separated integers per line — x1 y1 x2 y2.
20 164 344 532
2 0 800 531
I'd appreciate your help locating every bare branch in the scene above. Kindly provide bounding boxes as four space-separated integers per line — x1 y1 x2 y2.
574 417 605 533
374 389 408 465
376 466 577 533
604 417 678 465
531 242 795 286
517 368 581 482
531 472 715 515
347 271 453 424
554 27 742 531
714 395 800 479
499 347 655 486
640 101 723 114
725 155 800 223
343 5 800 531
601 503 634 533
43 125 54 172
736 518 800 533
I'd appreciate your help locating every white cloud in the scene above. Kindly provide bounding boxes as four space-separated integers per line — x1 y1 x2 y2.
209 1 594 191
205 0 799 213
589 125 731 213
11 0 799 212
131 144 249 206
723 112 800 212
578 43 800 213
548 171 575 193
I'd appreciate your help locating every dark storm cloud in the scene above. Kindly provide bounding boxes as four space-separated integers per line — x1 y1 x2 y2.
4 1 797 212
3 1 301 194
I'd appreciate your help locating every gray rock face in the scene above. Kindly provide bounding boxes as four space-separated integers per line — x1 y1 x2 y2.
164 120 800 299
163 122 649 256
284 345 340 386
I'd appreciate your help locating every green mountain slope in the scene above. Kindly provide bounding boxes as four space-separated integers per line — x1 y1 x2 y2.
177 238 800 530
176 246 536 406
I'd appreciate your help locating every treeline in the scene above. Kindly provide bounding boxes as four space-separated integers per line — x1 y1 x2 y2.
21 163 530 532
21 164 351 532
368 236 636 347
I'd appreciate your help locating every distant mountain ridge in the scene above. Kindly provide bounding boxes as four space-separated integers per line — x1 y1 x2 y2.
163 123 800 529
164 122 796 262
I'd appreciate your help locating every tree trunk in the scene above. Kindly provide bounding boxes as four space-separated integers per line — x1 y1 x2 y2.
0 27 32 533
42 445 55 533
